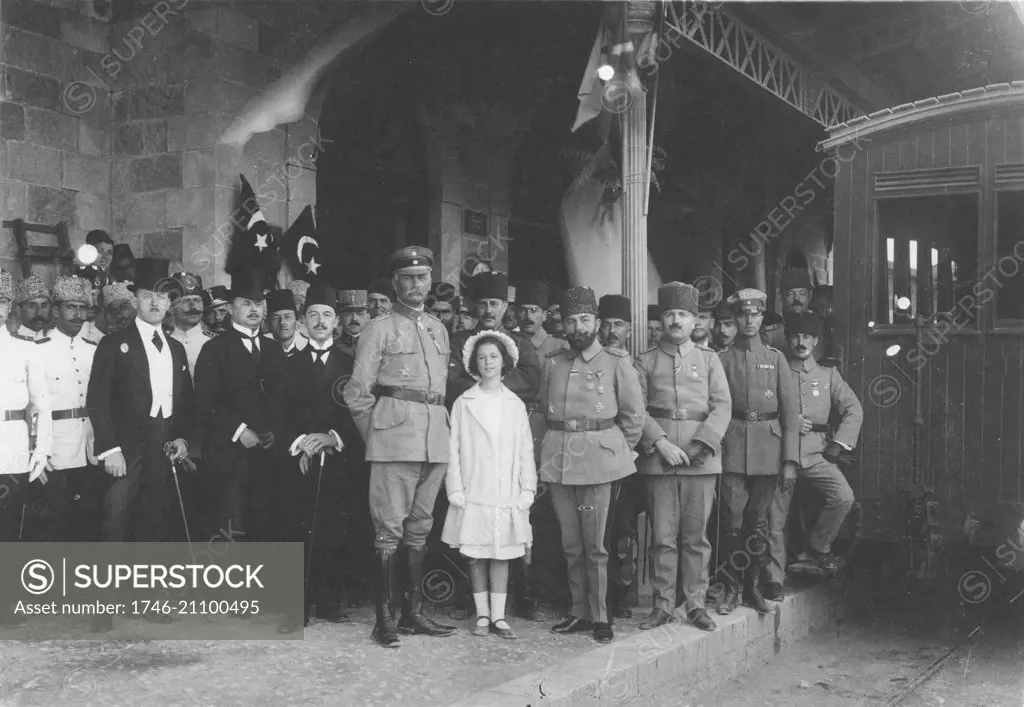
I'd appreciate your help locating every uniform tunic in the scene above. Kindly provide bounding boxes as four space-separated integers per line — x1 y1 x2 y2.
37 328 98 470
172 324 214 379
0 329 51 478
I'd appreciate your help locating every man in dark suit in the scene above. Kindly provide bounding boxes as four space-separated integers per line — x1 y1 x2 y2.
194 268 291 542
285 283 366 626
87 259 194 543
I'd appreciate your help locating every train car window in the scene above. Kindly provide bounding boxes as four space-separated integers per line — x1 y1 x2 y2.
876 194 979 326
995 191 1024 323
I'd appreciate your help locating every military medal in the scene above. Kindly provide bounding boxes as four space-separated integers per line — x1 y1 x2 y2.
595 402 604 414
811 380 821 397
399 365 411 377
595 370 605 394
690 364 699 379
585 370 595 390
764 389 774 399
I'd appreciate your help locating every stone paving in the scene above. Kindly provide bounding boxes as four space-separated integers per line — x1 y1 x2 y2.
0 604 648 707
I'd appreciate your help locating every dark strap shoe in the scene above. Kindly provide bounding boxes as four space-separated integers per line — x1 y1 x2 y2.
551 616 592 634
687 607 717 631
762 582 784 602
593 622 614 643
490 619 517 640
638 607 676 630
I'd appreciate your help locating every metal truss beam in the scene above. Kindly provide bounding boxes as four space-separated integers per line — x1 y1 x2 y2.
662 1 866 128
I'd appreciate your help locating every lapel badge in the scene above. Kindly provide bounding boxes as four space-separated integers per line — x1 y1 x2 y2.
764 389 775 399
120 343 129 354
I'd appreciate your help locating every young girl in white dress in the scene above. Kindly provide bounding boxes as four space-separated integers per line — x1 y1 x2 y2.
442 331 537 639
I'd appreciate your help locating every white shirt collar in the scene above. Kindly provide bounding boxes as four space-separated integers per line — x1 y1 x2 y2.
232 321 260 338
309 338 334 352
135 317 163 339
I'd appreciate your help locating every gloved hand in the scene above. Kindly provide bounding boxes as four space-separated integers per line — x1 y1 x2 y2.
449 490 466 509
823 442 848 465
515 490 534 512
681 441 712 467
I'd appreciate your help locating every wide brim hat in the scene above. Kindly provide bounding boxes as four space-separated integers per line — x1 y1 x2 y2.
462 330 520 382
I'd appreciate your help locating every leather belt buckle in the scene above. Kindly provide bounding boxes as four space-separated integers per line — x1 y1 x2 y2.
671 409 686 420
745 411 758 421
566 418 579 432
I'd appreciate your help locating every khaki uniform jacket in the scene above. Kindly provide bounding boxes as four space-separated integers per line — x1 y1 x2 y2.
790 358 863 468
0 329 51 475
532 330 570 362
344 300 450 463
37 328 99 470
634 340 732 476
719 335 800 476
538 340 645 485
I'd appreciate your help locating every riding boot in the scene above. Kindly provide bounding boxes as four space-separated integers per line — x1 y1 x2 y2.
715 532 740 615
609 582 632 620
397 547 456 636
371 549 401 648
743 566 772 614
742 523 772 614
512 555 545 622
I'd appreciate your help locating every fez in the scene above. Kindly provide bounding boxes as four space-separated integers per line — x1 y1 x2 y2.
598 294 632 321
470 272 509 302
338 289 368 311
561 286 598 317
658 282 699 315
647 304 660 321
781 269 812 292
729 288 767 314
786 312 823 338
267 289 296 313
516 281 549 309
131 258 170 293
52 275 93 304
390 245 433 274
305 282 338 312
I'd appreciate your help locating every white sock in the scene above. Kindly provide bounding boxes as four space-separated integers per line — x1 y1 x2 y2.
473 592 489 619
490 592 507 622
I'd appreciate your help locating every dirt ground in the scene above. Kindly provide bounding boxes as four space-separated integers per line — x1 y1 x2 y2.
637 599 1024 707
0 603 649 707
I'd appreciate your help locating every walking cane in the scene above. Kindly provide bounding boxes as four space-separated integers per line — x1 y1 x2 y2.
169 459 194 563
304 452 327 592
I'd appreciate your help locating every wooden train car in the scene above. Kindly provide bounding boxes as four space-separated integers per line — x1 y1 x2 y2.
820 82 1024 549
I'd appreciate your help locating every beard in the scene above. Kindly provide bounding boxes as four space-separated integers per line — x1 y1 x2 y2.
568 329 598 351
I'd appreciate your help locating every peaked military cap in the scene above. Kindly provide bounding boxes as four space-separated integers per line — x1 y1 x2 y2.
338 289 368 311
368 278 395 300
206 285 229 308
390 246 433 274
728 288 767 314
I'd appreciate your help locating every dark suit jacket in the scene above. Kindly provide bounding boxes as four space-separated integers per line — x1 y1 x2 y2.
287 342 363 464
193 327 292 470
86 321 194 458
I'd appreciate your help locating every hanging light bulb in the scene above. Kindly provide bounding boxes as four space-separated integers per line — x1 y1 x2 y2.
77 243 98 266
868 321 876 329
896 295 912 312
597 63 615 81
885 344 902 358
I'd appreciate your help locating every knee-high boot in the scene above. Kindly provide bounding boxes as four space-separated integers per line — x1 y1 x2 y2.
371 549 401 648
742 524 772 615
716 532 741 615
397 547 456 636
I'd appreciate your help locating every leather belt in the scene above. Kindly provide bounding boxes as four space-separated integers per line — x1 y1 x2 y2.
546 418 616 432
647 407 709 422
377 385 445 406
526 404 543 416
809 423 830 433
2 410 27 422
732 410 778 422
53 407 89 421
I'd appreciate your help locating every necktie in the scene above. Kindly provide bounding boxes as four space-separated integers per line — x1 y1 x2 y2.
312 349 327 366
152 332 163 352
247 334 260 363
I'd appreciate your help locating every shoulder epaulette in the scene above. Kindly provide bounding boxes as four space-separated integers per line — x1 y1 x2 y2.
425 311 442 324
81 338 98 346
641 346 658 355
545 347 565 359
604 347 629 358
33 337 51 344
12 332 34 342
696 343 714 352
766 345 784 355
202 329 215 338
371 312 391 322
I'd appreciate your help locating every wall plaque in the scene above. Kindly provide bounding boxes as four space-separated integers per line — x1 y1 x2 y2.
462 209 489 237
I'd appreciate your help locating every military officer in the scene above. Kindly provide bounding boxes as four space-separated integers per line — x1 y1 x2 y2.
764 313 861 597
36 276 103 541
15 275 51 341
266 289 308 358
366 278 394 321
428 291 454 333
169 272 216 377
0 269 52 541
762 269 816 354
712 299 737 352
98 281 137 336
542 287 645 644
203 285 231 335
337 289 369 357
646 304 662 349
343 245 456 648
453 295 477 333
517 282 569 360
633 283 731 631
448 271 545 621
596 293 644 620
544 290 565 339
715 288 800 616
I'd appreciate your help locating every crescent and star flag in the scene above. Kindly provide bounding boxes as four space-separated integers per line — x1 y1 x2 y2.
225 174 280 282
282 205 335 281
